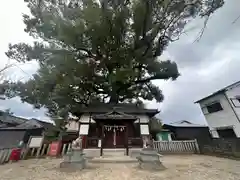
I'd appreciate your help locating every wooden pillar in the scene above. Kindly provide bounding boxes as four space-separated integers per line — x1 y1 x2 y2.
100 123 104 156
125 122 129 156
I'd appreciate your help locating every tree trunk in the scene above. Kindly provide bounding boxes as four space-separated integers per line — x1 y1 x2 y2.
109 85 119 104
109 94 119 104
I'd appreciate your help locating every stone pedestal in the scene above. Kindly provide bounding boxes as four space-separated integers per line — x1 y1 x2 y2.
137 148 165 171
60 148 87 170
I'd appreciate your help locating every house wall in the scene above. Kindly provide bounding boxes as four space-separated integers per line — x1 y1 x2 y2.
23 128 44 144
225 84 240 119
199 93 240 138
0 128 44 149
163 125 211 140
0 130 26 149
156 132 172 141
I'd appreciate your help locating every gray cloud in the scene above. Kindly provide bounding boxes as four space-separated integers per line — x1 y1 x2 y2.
155 0 240 124
0 97 49 120
167 0 240 69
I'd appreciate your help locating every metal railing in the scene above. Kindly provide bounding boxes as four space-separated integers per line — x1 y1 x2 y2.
153 139 200 154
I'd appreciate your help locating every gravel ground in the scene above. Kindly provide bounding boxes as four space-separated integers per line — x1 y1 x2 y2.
0 155 240 180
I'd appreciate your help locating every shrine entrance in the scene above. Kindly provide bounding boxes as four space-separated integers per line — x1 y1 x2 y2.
92 109 139 155
103 125 126 148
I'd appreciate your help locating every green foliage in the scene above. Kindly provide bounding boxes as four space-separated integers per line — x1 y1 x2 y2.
5 0 224 118
149 117 162 134
149 116 163 140
44 117 68 142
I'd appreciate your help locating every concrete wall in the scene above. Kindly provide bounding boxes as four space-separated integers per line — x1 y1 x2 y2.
225 84 240 120
199 93 240 138
198 138 240 158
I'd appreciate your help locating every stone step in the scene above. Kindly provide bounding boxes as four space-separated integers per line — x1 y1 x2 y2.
89 156 138 163
83 148 142 158
83 149 101 157
103 149 126 157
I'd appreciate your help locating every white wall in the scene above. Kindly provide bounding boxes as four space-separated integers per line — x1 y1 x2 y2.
225 84 240 119
134 115 150 123
79 114 90 123
199 93 240 137
66 120 79 131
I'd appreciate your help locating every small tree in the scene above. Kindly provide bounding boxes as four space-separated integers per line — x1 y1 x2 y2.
44 118 68 142
149 117 162 140
44 108 69 142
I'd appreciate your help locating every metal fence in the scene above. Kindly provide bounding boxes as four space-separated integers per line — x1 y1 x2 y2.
153 139 200 154
0 142 72 165
0 148 14 164
24 143 72 159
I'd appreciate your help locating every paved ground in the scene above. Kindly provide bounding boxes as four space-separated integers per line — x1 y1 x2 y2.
0 155 240 180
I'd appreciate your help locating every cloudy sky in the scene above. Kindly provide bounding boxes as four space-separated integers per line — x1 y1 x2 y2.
0 0 240 124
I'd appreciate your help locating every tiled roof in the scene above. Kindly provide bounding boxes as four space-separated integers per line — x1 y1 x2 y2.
78 103 159 116
164 120 207 127
0 112 54 130
0 111 27 125
30 118 54 130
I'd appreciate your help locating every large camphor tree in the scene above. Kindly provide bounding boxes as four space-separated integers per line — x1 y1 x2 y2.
5 0 224 119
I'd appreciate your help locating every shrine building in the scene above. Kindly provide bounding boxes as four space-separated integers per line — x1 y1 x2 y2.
65 103 159 156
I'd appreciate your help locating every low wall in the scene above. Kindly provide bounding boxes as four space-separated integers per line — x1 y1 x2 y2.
197 138 240 159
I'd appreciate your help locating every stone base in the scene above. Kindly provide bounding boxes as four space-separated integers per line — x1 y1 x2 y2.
137 148 165 171
138 160 166 171
60 148 87 170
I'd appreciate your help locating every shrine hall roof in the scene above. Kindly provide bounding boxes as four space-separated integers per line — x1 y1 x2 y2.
92 110 138 120
78 103 159 117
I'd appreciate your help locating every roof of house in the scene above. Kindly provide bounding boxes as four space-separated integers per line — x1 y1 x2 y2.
195 80 240 103
0 111 28 126
30 118 54 130
0 112 54 130
163 120 207 127
77 103 159 117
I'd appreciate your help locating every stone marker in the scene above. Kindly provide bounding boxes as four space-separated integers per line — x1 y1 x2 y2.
137 148 166 171
60 136 87 170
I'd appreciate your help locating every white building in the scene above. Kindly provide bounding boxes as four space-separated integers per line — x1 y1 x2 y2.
195 81 240 138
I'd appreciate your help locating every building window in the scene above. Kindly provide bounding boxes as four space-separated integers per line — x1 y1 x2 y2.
206 102 223 113
230 97 240 108
202 107 208 115
217 128 236 139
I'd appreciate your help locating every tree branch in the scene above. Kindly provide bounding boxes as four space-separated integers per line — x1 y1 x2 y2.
134 72 179 84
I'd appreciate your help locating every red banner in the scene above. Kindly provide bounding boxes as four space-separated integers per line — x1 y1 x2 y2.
48 141 62 156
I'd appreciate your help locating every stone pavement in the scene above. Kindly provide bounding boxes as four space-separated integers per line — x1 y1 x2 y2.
0 155 240 180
